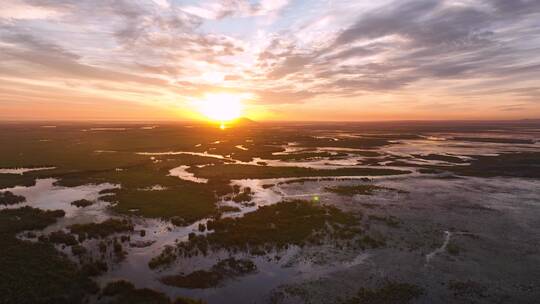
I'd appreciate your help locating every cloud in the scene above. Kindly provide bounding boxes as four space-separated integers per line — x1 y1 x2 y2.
0 0 539 120
181 0 290 20
256 0 540 103
0 0 66 20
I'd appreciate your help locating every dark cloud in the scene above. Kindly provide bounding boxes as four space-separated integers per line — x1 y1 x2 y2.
259 0 540 102
334 0 441 45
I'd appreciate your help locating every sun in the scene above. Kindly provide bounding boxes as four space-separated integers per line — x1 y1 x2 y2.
197 93 244 123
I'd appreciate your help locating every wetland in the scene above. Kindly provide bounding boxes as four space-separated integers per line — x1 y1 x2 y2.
0 121 539 304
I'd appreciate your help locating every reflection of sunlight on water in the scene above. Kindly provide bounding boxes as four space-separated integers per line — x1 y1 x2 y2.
136 151 233 161
235 145 249 150
168 166 208 183
0 167 56 175
386 133 539 158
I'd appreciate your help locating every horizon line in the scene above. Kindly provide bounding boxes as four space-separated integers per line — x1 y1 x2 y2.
1 118 539 124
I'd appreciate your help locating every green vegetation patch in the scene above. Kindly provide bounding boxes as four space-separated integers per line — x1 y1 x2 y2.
0 174 37 189
168 200 363 258
342 282 424 304
0 191 26 206
105 186 219 225
161 258 257 289
205 200 359 249
218 205 242 214
412 152 540 178
229 185 254 203
44 230 79 246
448 280 487 298
446 243 460 255
0 207 65 233
266 151 341 161
325 184 407 196
70 219 134 239
446 152 540 178
0 207 97 304
149 245 176 269
101 280 205 304
56 158 228 225
71 199 94 208
368 215 400 228
189 164 410 181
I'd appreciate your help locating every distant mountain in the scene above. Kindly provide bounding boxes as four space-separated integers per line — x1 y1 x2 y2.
232 117 257 125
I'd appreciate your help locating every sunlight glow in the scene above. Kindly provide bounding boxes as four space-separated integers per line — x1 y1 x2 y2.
197 93 244 122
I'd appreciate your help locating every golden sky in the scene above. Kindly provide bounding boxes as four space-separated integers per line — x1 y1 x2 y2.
1 0 540 121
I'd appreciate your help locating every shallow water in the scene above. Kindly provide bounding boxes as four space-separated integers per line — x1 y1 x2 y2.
1 178 117 215
0 167 56 174
169 166 209 183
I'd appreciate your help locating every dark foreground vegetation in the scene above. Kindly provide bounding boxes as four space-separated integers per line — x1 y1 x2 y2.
0 206 204 304
101 280 206 304
0 191 26 205
341 282 424 304
447 152 540 178
70 218 134 239
325 184 408 196
71 199 94 208
0 207 96 304
188 164 409 180
149 200 383 269
161 258 257 289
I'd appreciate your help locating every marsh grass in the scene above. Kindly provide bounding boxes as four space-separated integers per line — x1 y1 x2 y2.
149 245 176 269
101 280 205 304
446 243 460 255
161 258 256 289
368 215 401 228
0 174 37 189
0 191 26 205
71 199 94 208
44 230 79 246
0 125 410 230
448 280 487 298
230 186 254 203
0 207 97 303
343 282 424 304
414 152 540 178
218 205 242 213
325 184 407 196
160 200 366 260
266 151 341 161
189 164 409 180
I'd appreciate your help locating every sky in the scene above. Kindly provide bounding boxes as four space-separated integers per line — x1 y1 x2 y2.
1 0 540 121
